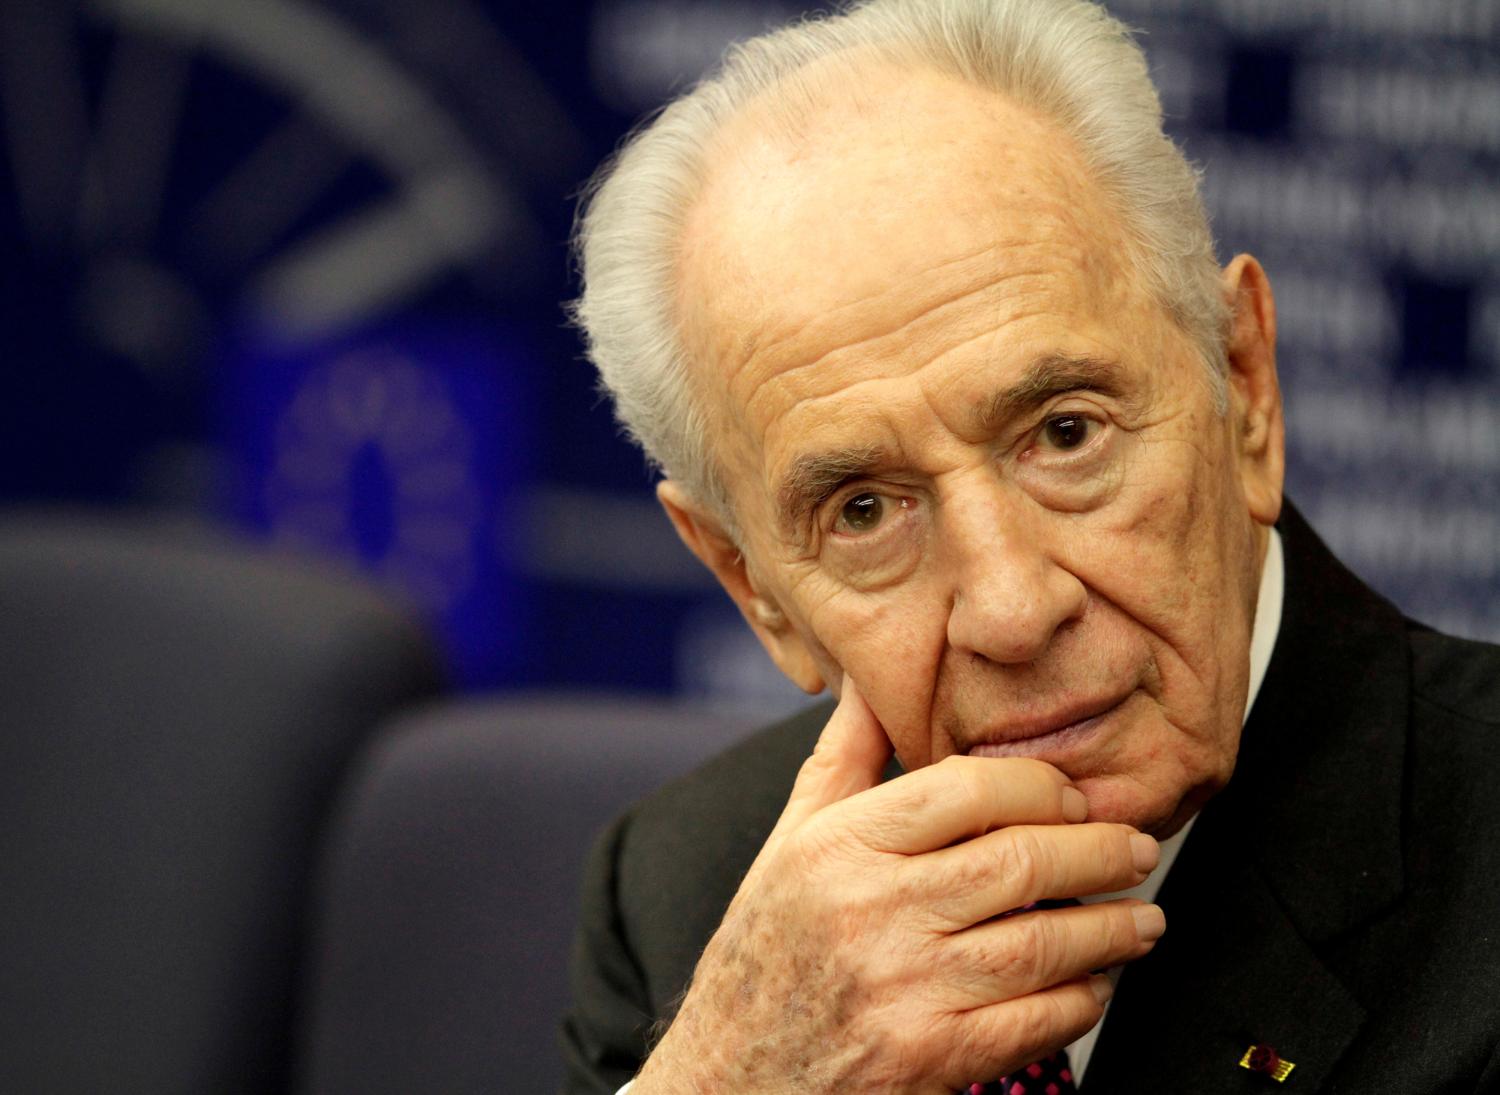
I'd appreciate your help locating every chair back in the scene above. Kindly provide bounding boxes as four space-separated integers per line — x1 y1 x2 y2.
0 515 442 1095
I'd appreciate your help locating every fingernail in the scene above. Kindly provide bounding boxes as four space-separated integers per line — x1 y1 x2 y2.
1130 832 1160 873
1061 786 1088 822
1089 973 1114 1006
1132 903 1166 941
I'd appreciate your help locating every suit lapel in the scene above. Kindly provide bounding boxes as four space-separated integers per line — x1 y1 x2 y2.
1082 813 1366 1092
1083 506 1409 1092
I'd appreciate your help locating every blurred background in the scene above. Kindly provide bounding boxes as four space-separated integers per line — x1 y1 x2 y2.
1 0 1496 706
2 3 1497 1093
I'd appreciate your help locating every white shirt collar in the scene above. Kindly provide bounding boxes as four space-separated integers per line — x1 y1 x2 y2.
1245 526 1285 721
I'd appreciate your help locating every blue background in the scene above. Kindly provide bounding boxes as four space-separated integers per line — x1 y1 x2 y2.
2 0 1496 707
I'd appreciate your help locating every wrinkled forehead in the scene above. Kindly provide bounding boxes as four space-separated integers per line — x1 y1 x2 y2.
675 60 1153 510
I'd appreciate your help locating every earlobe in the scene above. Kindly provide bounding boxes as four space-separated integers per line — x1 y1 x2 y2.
748 598 786 629
656 480 827 694
1221 254 1286 528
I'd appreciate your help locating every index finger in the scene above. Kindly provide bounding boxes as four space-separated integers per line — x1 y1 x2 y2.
824 754 1089 856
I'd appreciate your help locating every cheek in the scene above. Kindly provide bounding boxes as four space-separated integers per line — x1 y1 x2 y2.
802 584 950 764
1090 434 1237 620
1060 437 1255 724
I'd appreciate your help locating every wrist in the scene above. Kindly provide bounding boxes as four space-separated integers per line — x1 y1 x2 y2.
632 1005 757 1095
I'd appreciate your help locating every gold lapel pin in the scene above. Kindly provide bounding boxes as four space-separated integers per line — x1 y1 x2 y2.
1239 1044 1296 1083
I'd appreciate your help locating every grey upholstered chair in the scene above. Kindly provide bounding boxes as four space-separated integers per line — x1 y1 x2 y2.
0 513 442 1095
295 694 760 1095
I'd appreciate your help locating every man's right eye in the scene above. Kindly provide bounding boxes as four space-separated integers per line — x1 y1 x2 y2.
836 492 884 533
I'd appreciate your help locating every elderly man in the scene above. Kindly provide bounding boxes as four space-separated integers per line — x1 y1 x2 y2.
563 1 1500 1092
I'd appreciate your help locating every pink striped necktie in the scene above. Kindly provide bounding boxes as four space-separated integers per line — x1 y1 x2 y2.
965 1049 1077 1095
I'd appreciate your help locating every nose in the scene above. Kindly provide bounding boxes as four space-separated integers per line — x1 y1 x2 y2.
942 488 1088 665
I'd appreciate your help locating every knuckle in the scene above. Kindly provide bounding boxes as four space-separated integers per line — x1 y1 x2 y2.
1110 823 1141 868
1083 903 1137 959
943 757 994 830
932 754 976 790
783 814 833 861
1040 985 1088 1042
1068 905 1107 951
1037 985 1073 1029
991 934 1042 989
880 880 935 942
1085 823 1134 875
997 825 1054 897
784 813 863 875
1020 907 1066 975
963 924 1035 989
980 913 1060 995
1110 903 1144 949
1008 993 1059 1050
892 1017 948 1084
945 1012 999 1075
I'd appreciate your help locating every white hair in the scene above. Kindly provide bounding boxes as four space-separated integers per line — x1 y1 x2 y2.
570 0 1228 526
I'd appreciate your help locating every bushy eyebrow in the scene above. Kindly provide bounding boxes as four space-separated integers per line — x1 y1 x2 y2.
772 353 1132 538
969 352 1130 434
775 443 888 540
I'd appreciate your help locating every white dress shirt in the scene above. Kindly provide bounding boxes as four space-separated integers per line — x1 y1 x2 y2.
617 529 1286 1093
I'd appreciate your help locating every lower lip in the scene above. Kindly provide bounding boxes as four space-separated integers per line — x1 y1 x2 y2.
965 701 1124 760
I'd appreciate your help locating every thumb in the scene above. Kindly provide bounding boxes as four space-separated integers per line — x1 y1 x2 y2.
766 674 893 848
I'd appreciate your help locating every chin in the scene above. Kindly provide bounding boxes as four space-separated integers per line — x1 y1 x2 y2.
1071 774 1193 838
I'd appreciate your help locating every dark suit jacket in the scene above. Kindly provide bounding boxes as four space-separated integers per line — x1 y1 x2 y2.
562 507 1500 1093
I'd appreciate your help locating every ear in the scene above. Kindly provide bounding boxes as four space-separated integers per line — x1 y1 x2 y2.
1221 254 1285 529
657 480 827 694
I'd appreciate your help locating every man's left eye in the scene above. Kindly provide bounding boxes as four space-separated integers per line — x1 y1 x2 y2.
1041 414 1096 450
836 492 885 534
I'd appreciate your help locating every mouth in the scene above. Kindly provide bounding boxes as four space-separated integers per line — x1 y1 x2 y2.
963 691 1132 760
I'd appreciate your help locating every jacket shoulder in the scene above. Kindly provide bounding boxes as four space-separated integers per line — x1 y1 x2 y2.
1408 623 1500 727
1404 622 1500 890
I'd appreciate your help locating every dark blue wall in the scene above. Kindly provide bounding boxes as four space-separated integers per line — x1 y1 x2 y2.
2 0 1495 701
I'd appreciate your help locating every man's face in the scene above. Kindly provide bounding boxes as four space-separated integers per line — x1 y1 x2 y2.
672 65 1282 836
